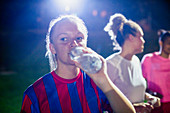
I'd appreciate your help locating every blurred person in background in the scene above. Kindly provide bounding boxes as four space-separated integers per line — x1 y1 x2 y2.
20 15 135 113
141 29 170 113
104 13 161 113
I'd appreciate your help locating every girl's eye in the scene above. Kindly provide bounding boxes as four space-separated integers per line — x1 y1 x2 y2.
60 37 68 42
76 37 83 41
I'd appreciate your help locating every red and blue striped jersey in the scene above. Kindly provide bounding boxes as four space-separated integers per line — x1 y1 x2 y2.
21 70 112 113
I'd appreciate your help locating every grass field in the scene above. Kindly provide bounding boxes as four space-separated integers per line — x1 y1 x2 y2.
0 65 49 113
0 73 25 113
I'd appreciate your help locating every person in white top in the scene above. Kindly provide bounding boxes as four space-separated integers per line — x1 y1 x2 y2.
104 13 161 113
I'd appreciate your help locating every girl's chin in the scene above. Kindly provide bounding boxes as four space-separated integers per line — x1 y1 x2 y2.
141 47 144 52
136 49 143 54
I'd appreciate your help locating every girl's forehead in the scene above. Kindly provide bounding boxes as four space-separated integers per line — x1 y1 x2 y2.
55 20 84 32
55 20 77 30
50 20 86 40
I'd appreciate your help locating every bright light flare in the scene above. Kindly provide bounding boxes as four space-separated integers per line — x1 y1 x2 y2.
56 0 82 13
65 6 70 12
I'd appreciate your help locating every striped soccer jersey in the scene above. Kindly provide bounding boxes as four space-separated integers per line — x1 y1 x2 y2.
21 70 112 113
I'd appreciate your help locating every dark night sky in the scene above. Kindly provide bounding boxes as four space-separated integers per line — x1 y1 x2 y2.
0 0 170 72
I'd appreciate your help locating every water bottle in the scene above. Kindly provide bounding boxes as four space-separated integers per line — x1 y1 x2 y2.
69 46 102 74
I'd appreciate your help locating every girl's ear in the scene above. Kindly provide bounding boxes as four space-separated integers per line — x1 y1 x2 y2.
128 34 134 41
49 43 56 54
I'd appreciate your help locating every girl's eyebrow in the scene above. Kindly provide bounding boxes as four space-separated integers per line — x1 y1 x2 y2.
55 33 68 38
53 32 84 40
77 32 83 34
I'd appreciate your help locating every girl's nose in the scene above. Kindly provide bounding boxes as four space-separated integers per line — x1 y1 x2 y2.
70 40 78 47
142 37 145 44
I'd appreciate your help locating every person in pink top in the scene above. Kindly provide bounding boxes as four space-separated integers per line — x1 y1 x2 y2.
141 29 170 113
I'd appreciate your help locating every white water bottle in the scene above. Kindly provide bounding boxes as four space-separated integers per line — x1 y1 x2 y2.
69 46 102 74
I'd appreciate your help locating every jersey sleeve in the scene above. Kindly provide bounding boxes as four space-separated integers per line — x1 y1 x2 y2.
21 94 33 113
20 85 40 113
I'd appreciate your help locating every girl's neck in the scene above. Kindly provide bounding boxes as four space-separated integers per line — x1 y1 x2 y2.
120 52 134 61
120 45 134 60
55 65 80 79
